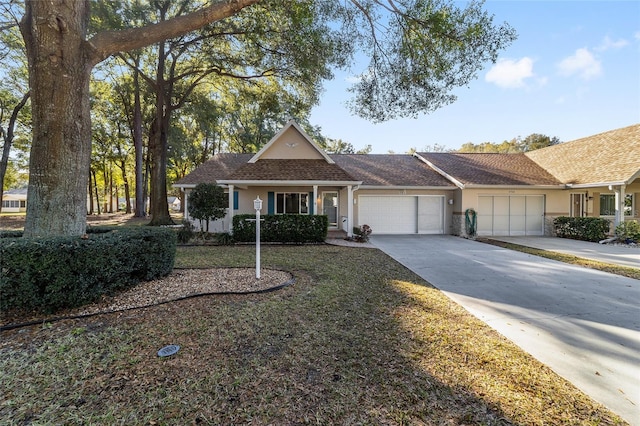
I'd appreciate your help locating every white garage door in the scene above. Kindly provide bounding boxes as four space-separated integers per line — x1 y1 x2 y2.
359 195 444 234
477 195 544 236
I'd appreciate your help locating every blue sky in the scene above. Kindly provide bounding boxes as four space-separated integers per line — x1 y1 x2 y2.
309 0 640 153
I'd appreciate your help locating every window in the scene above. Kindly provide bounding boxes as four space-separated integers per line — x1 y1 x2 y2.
600 193 634 216
624 193 633 216
2 200 21 208
275 193 308 214
600 194 615 216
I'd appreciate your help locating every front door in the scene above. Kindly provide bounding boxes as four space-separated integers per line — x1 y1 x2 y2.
322 192 338 228
570 193 585 217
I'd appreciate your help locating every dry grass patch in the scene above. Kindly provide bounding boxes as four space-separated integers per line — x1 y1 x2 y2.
0 245 626 425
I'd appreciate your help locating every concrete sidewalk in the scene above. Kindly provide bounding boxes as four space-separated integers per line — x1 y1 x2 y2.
371 235 640 425
489 236 639 269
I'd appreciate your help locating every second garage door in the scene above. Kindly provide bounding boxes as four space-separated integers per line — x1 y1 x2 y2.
359 195 444 234
477 195 544 236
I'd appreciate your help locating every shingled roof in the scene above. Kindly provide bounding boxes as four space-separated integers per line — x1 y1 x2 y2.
525 124 640 185
174 153 253 186
331 154 454 187
416 153 562 187
175 153 455 187
223 159 358 182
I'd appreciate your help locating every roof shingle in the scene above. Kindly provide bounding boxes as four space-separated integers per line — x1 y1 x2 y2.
331 154 453 187
417 153 562 186
525 124 640 185
174 153 253 185
224 159 357 182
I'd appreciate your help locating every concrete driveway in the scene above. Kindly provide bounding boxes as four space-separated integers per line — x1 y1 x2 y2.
371 235 640 425
491 236 639 269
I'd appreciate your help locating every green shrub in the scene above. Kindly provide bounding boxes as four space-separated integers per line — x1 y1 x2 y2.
215 232 235 245
176 219 195 244
188 183 227 233
553 216 610 242
0 230 23 238
0 227 176 313
233 214 328 243
615 220 640 242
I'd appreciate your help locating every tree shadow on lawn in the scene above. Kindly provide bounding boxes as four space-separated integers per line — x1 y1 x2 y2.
0 245 624 425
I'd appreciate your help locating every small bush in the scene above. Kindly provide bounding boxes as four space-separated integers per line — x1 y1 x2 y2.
215 232 235 245
0 227 176 313
553 217 610 242
615 220 640 242
233 214 328 243
176 219 195 244
350 224 372 242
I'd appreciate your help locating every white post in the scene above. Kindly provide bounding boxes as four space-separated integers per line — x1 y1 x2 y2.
313 185 318 215
347 185 354 237
254 196 262 279
615 185 626 228
228 184 234 234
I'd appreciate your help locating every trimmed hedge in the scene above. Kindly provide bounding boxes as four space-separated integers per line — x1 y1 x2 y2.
232 214 328 243
1 227 176 313
553 216 610 242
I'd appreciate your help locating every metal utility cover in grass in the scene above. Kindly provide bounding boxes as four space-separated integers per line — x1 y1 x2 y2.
157 345 180 357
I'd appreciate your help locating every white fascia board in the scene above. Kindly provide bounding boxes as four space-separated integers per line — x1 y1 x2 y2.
464 184 567 190
564 181 629 189
357 185 458 190
413 153 465 189
217 180 363 186
172 183 197 190
626 169 640 185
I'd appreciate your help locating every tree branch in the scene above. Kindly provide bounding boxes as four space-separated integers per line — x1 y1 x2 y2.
87 0 262 66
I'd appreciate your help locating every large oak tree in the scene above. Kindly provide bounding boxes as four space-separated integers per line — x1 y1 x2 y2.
16 0 515 237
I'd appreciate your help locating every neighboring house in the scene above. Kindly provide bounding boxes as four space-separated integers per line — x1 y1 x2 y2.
174 121 639 237
168 196 181 211
1 188 27 213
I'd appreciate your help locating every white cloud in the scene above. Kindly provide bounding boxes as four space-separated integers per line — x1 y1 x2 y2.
485 57 535 88
635 31 640 40
557 48 602 80
596 36 629 52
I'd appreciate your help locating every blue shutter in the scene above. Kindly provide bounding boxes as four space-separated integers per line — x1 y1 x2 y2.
309 192 314 214
233 191 239 210
268 192 275 214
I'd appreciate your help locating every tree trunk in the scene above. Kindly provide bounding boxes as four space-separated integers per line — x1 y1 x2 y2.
148 115 173 226
133 62 146 217
92 169 101 215
20 1 92 237
148 32 173 226
120 159 132 214
87 172 94 215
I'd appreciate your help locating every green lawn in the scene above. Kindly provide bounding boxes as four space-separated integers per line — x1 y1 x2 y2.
0 244 626 425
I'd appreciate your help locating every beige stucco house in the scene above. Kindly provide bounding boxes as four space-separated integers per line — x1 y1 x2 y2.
174 121 639 237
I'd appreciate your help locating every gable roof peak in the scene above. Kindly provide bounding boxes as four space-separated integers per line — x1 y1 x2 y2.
249 120 334 164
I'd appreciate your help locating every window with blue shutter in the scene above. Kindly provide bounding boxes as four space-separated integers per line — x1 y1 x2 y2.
268 192 275 214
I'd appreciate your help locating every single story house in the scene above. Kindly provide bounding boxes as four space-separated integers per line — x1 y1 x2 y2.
174 121 639 237
1 188 28 213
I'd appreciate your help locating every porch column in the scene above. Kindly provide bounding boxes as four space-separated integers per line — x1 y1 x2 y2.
313 185 318 215
615 185 626 227
182 189 189 220
228 184 234 234
347 185 353 237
